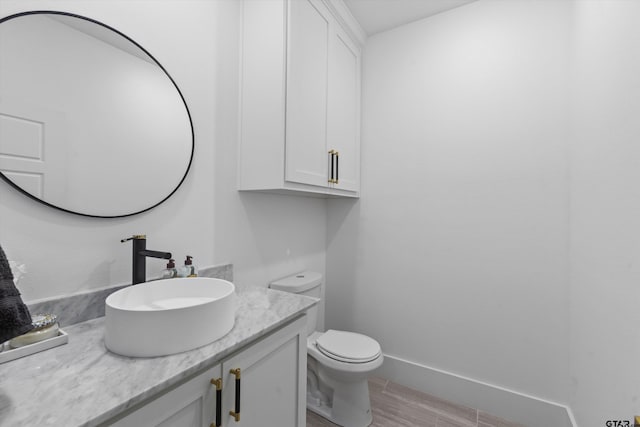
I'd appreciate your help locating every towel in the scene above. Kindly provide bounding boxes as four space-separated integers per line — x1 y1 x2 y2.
0 245 33 343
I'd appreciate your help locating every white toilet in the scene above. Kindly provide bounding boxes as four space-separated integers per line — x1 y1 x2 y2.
270 272 383 427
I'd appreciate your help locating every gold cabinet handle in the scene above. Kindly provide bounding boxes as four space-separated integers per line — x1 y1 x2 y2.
210 378 222 427
328 150 335 183
328 150 340 184
229 368 241 422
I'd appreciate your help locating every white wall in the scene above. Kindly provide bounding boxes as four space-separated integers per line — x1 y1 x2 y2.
329 1 640 425
328 0 572 407
569 1 640 425
0 0 326 301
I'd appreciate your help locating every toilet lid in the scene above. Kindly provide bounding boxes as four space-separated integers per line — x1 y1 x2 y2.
316 330 381 363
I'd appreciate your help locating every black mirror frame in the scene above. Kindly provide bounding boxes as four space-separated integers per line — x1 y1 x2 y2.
0 10 195 218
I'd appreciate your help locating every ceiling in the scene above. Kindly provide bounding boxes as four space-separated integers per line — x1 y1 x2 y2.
343 0 477 36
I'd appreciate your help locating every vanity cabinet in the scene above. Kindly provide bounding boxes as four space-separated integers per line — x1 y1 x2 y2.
221 316 306 426
107 316 307 427
238 0 364 197
109 364 222 427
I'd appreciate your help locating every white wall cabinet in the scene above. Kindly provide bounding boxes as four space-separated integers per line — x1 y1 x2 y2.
107 316 307 427
238 0 365 197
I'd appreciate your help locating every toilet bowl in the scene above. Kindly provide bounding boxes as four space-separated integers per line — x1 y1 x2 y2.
306 330 383 426
270 272 383 427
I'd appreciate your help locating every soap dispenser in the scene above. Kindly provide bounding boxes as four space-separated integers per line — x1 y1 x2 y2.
162 259 177 279
183 255 198 277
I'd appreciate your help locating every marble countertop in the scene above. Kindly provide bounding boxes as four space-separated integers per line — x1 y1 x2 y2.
0 285 317 427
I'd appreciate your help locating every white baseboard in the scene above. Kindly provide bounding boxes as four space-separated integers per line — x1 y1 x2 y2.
377 354 576 427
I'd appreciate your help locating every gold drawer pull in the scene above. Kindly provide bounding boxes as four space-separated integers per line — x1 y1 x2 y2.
210 378 222 427
229 368 241 422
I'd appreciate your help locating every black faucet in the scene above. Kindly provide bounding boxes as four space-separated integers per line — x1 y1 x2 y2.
121 235 172 284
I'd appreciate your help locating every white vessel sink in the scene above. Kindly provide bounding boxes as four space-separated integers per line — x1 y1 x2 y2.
105 277 236 357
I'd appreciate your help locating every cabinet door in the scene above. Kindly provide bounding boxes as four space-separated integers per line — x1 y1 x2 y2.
285 0 330 188
222 315 307 426
109 365 222 427
327 25 360 192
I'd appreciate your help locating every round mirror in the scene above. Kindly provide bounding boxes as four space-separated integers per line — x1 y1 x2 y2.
0 11 194 218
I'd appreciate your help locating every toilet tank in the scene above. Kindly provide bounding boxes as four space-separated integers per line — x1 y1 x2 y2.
270 271 322 336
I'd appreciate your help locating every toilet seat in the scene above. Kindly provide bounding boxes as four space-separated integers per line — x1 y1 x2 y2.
316 330 381 363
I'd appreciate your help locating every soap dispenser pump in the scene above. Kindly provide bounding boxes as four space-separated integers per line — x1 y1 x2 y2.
162 259 177 279
183 255 198 277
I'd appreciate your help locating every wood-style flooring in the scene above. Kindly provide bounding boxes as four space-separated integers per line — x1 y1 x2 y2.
306 377 527 427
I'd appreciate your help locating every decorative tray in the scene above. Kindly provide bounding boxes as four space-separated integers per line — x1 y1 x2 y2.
0 329 68 364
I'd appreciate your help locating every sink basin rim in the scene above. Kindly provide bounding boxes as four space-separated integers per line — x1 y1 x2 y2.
105 277 235 312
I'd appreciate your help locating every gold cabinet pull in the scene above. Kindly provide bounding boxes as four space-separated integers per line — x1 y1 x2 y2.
328 150 335 183
328 150 340 184
229 368 241 422
210 378 222 427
